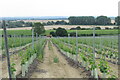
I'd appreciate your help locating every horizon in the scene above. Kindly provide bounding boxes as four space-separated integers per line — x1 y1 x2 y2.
0 16 116 20
0 16 117 18
0 15 117 18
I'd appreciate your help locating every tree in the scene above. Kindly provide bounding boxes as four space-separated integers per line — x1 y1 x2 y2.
70 28 76 30
25 22 32 27
115 16 120 25
55 27 68 37
33 22 45 35
113 27 119 29
6 21 33 28
105 27 111 30
50 31 56 37
76 26 81 30
96 16 111 25
95 27 101 30
53 28 56 30
68 16 95 25
55 20 67 25
68 16 113 25
70 26 81 30
47 21 55 25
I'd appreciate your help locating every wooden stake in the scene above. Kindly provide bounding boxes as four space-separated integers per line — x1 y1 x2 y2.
76 30 78 61
3 20 12 80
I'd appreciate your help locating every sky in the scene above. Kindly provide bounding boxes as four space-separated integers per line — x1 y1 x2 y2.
0 0 120 17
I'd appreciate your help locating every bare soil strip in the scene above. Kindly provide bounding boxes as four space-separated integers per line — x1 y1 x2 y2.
30 41 89 78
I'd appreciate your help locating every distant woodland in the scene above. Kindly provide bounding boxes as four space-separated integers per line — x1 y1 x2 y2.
1 16 120 28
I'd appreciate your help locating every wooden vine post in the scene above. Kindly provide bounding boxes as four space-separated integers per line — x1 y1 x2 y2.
68 33 70 46
32 27 34 50
76 30 78 61
3 20 12 80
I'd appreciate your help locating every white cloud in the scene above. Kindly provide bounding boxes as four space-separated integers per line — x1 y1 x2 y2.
0 0 119 17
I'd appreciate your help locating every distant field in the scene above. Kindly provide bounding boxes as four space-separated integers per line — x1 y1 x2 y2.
22 20 69 23
22 19 115 24
44 25 117 30
0 25 117 30
0 25 118 36
43 29 118 36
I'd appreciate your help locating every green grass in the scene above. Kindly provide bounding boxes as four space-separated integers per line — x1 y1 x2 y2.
42 29 118 36
53 56 59 63
68 29 118 35
42 30 54 35
1 30 32 36
2 37 32 49
46 29 118 36
1 29 118 36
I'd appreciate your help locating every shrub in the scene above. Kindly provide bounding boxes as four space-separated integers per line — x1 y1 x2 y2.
55 27 68 37
50 31 56 37
95 27 101 30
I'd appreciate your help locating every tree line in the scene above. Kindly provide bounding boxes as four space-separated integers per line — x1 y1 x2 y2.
2 16 120 28
43 16 120 25
69 26 119 30
43 20 68 25
68 16 119 25
1 21 32 28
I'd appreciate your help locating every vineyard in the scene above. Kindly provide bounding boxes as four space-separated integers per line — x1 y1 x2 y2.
1 34 46 78
1 26 119 80
51 36 118 78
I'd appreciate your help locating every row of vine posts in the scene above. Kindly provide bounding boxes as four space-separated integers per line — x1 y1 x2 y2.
2 20 36 80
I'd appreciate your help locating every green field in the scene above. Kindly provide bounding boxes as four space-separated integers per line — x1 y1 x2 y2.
1 30 32 36
1 29 118 36
68 29 118 35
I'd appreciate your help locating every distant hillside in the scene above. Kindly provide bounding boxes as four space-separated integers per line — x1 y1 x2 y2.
0 16 116 21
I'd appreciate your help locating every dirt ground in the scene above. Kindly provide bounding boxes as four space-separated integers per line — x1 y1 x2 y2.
1 52 22 78
30 41 89 78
